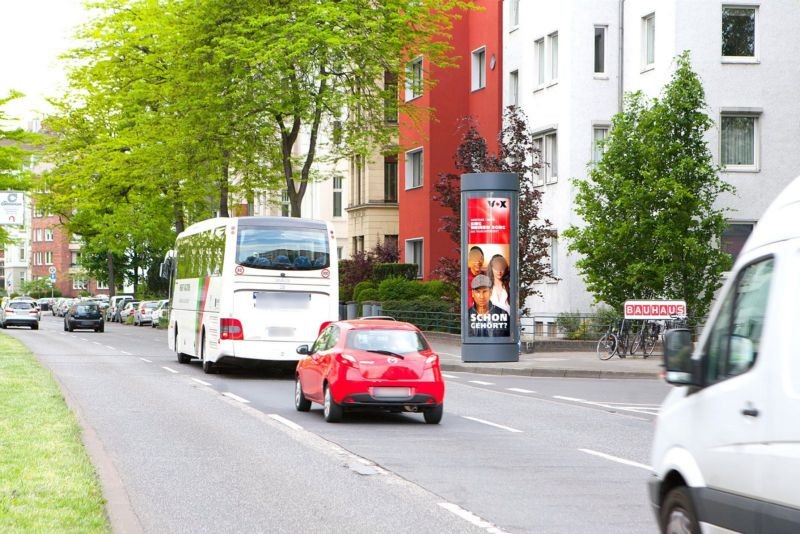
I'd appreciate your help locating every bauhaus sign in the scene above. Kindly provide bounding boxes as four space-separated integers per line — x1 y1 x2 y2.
0 191 25 225
624 300 687 320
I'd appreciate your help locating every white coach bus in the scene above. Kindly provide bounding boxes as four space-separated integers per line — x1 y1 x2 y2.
166 216 338 373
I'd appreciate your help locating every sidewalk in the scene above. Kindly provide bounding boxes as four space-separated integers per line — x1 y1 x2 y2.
425 333 663 380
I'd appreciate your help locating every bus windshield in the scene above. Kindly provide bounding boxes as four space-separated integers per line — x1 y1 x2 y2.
236 225 330 271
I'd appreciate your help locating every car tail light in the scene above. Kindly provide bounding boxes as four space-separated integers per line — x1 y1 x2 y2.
4 308 13 315
220 318 244 341
335 352 359 369
29 309 38 315
424 353 439 369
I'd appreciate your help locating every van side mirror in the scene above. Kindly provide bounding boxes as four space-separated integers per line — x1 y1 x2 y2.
662 328 700 386
296 344 310 356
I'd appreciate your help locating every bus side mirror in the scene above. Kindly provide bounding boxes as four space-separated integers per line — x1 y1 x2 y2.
159 257 174 280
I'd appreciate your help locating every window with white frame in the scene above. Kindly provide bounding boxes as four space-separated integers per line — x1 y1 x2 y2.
405 57 423 101
722 6 757 60
72 279 87 290
642 13 655 68
509 70 519 106
549 235 559 278
533 131 558 185
405 148 423 189
472 47 486 91
721 113 759 170
34 252 42 266
333 175 342 217
45 251 53 265
35 228 43 242
548 32 559 81
405 239 423 279
71 251 80 266
509 0 520 28
44 228 53 241
592 126 609 163
594 26 607 74
19 248 24 261
96 280 109 290
535 38 545 86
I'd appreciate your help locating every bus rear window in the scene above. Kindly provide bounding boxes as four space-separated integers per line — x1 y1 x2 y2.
236 226 330 270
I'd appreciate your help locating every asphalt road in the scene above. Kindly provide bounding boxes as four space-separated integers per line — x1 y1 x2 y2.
4 315 671 533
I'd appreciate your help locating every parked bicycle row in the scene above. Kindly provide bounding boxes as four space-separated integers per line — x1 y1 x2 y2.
596 316 691 360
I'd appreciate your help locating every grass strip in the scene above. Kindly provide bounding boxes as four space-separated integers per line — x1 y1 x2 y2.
0 333 110 532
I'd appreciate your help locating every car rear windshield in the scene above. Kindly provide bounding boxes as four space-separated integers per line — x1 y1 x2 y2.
9 302 33 310
236 225 330 271
76 305 99 313
346 329 429 353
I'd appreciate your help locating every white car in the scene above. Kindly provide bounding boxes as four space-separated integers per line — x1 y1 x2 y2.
150 299 170 328
650 174 800 532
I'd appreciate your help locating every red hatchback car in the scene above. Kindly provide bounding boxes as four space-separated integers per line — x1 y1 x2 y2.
295 319 445 424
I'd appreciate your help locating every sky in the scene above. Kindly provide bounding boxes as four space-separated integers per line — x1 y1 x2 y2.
0 0 89 129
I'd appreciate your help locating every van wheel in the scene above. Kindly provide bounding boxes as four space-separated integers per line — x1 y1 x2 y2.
661 486 699 534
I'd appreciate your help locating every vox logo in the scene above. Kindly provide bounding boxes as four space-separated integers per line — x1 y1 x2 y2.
487 200 507 208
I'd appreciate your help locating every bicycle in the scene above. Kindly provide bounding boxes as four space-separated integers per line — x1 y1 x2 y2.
596 322 619 360
614 318 635 358
630 319 661 358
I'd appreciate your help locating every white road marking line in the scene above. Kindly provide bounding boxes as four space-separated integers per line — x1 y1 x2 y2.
441 373 459 379
92 341 102 345
162 366 179 374
462 416 523 433
579 449 651 471
468 380 494 386
268 414 303 430
506 388 535 394
438 502 509 534
222 392 250 404
598 402 661 407
78 338 88 342
553 395 584 402
121 351 132 355
553 395 660 415
104 345 116 350
191 378 212 386
140 358 152 363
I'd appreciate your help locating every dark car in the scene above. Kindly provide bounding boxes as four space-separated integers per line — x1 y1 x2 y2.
64 303 104 333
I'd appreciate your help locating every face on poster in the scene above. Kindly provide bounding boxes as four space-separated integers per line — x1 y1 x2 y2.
466 197 511 338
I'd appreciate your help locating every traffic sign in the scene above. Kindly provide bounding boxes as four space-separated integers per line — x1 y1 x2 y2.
50 273 56 281
48 266 57 275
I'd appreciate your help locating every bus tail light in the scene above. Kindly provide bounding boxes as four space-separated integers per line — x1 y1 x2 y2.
220 318 244 341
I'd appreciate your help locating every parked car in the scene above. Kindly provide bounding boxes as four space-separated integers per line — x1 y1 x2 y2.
64 303 104 333
118 301 140 323
150 299 170 328
133 300 160 326
294 319 445 423
56 299 76 317
650 174 800 532
109 296 134 322
36 298 52 312
0 300 40 330
12 297 41 321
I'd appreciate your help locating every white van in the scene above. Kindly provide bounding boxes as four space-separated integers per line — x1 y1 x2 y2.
649 175 800 532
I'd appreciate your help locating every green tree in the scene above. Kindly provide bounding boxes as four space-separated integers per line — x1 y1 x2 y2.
564 52 733 319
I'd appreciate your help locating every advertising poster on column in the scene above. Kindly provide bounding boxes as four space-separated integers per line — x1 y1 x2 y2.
466 197 510 338
0 191 25 225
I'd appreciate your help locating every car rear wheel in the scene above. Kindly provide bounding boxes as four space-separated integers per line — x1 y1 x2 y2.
323 385 342 423
423 404 443 424
661 486 699 534
68 323 74 332
31 323 39 330
294 377 311 412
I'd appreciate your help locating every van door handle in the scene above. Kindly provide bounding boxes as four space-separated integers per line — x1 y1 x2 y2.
741 406 759 417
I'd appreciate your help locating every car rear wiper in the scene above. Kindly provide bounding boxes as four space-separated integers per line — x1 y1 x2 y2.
366 349 405 359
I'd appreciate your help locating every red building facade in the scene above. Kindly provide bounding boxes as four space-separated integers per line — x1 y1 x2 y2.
398 0 503 280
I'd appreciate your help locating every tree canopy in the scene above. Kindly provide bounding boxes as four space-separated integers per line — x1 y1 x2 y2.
564 52 733 319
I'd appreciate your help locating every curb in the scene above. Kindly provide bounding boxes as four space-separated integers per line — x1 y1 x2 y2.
441 362 660 380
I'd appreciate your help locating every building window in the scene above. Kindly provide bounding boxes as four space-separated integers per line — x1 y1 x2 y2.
19 248 25 261
722 222 755 262
533 132 558 185
333 175 342 217
405 148 423 189
34 252 42 266
405 239 423 279
35 229 43 242
594 26 606 74
548 32 559 81
44 251 53 265
721 114 758 170
405 57 423 101
384 156 398 202
71 251 79 266
384 71 398 123
592 126 609 163
337 246 343 260
509 70 519 106
549 235 559 278
471 47 486 91
509 0 520 28
281 189 290 217
535 38 545 86
722 6 756 59
642 13 655 68
96 279 109 290
73 279 87 290
44 228 53 241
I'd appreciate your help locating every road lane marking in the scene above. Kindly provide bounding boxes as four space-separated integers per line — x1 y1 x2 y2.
553 395 583 402
140 358 152 363
121 351 132 355
104 345 116 350
462 416 523 433
468 380 494 386
506 388 535 394
268 414 303 430
553 396 660 415
162 366 179 374
579 449 651 471
438 502 508 534
78 338 88 342
92 341 102 345
191 378 212 386
222 392 250 404
441 373 459 379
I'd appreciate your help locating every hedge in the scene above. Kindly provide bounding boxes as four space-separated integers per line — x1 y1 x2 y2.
380 299 458 332
373 263 417 281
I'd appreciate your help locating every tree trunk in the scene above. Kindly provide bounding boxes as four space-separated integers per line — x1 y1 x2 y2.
107 252 116 297
219 153 230 217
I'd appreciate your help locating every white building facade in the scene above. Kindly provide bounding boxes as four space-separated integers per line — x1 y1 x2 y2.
505 0 800 322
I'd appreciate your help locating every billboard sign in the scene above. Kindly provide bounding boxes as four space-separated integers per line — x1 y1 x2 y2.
624 300 687 320
0 191 25 225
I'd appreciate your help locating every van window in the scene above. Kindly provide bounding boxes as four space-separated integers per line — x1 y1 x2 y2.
703 257 773 385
